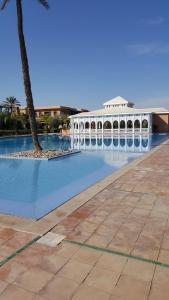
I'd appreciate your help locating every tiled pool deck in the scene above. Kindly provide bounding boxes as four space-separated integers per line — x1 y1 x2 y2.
0 139 168 298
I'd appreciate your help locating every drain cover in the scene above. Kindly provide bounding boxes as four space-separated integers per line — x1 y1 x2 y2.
37 232 65 247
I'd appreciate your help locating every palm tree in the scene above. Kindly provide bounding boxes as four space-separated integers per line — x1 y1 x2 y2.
1 0 49 151
2 96 21 114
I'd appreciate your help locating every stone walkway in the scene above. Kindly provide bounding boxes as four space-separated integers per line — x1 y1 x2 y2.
0 142 168 299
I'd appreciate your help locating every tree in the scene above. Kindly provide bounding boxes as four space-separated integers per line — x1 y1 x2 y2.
1 0 50 151
2 96 21 114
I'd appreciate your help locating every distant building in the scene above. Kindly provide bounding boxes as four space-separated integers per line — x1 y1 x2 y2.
70 96 169 134
20 105 89 118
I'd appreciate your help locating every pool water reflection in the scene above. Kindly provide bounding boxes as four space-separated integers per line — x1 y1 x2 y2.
0 133 168 219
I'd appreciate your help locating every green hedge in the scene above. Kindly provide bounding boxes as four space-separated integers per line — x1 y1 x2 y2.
0 129 45 137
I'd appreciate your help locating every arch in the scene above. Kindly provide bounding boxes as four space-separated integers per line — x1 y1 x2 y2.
127 138 133 147
97 121 102 129
113 138 118 147
142 119 148 129
120 138 125 147
85 121 89 129
134 138 140 147
134 120 140 128
120 120 125 129
91 121 96 129
97 138 102 146
80 138 84 146
103 121 112 129
113 121 118 129
127 120 133 129
80 122 84 130
91 138 96 146
142 138 148 148
74 122 78 129
104 138 112 147
85 138 90 146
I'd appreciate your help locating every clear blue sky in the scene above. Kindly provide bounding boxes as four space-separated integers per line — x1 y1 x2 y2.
0 0 169 110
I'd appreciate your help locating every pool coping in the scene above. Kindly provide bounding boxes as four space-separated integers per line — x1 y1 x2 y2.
0 138 168 236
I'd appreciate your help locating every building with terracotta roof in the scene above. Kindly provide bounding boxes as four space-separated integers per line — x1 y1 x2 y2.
20 105 88 118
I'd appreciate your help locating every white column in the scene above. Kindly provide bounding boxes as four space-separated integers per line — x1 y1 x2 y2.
125 115 127 134
118 115 120 134
132 115 135 134
102 117 104 135
140 115 142 134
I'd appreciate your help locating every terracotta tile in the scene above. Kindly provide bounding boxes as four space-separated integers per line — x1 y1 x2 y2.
96 253 127 273
153 265 169 286
96 224 119 237
14 267 53 293
87 233 112 248
0 260 27 283
40 275 79 300
85 266 120 293
77 221 98 234
33 296 47 300
148 285 169 300
72 284 110 300
0 244 16 258
67 227 91 243
123 259 155 282
0 284 34 300
0 228 15 240
108 238 134 254
0 280 8 295
5 232 35 249
58 260 92 283
36 254 68 274
54 243 79 258
162 237 169 250
72 247 101 265
112 274 150 300
158 249 169 264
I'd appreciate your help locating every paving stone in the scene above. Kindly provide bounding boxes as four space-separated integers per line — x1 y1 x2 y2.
85 266 120 293
87 233 112 248
72 284 111 300
58 260 92 283
0 261 27 283
122 259 155 282
54 243 79 258
0 284 34 300
96 252 127 273
37 254 68 274
14 267 54 293
72 247 101 265
112 274 151 300
40 275 79 300
0 280 8 295
148 285 169 300
153 265 169 286
158 249 169 264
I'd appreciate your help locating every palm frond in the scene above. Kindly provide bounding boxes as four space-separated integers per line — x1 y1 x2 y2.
0 0 10 10
37 0 49 9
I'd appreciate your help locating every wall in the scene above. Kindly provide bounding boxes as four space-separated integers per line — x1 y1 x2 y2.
152 113 169 133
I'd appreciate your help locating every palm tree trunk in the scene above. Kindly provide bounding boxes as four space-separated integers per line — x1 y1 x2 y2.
16 0 42 151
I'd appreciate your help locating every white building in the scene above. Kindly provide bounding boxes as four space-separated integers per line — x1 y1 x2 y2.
70 96 169 135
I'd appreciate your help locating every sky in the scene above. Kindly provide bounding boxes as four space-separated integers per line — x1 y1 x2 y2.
0 0 169 110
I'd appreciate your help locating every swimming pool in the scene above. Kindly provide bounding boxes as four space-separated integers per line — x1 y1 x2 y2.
0 134 168 219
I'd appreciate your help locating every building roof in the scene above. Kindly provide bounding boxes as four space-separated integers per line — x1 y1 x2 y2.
70 106 169 118
103 96 134 106
20 105 88 112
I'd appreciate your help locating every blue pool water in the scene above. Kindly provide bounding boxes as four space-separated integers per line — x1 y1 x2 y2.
0 134 168 219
